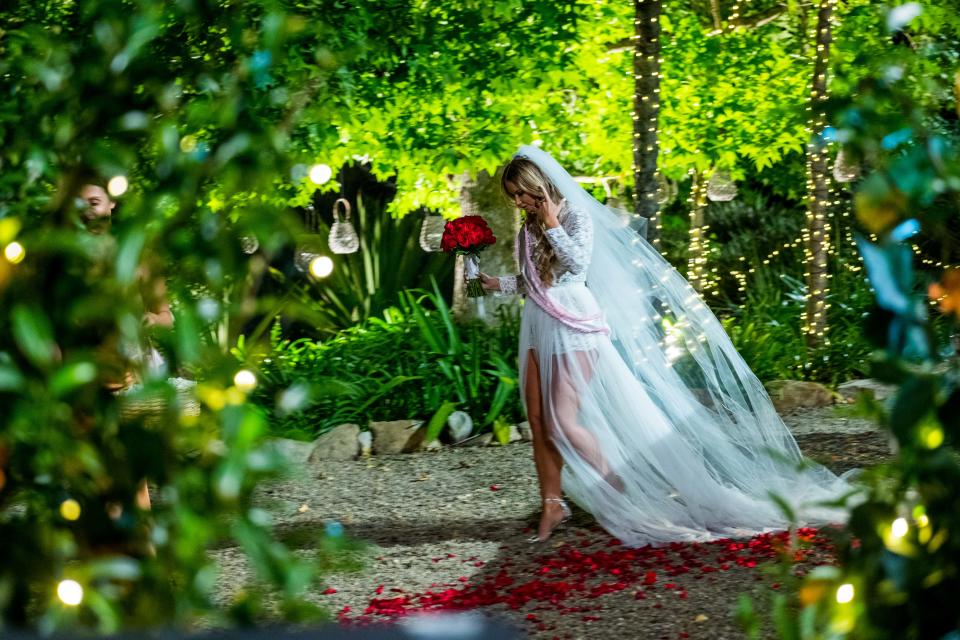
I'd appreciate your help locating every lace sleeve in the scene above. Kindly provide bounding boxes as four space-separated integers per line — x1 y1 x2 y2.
496 274 525 296
543 204 592 275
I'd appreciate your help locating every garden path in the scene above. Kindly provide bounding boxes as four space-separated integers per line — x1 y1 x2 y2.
214 405 889 639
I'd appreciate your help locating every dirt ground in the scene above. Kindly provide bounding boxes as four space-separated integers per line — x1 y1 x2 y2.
212 405 890 639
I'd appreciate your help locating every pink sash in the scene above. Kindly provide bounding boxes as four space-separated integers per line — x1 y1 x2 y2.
519 223 609 335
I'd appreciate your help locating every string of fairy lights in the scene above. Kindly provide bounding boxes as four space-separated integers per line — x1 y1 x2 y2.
686 169 713 294
631 0 665 248
800 0 838 348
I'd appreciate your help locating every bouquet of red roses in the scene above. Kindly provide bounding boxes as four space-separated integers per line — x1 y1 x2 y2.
440 215 496 297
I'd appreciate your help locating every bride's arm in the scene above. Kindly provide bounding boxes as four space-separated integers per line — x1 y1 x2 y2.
542 204 592 275
495 273 525 295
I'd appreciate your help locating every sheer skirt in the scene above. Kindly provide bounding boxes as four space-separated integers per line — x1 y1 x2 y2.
518 282 850 547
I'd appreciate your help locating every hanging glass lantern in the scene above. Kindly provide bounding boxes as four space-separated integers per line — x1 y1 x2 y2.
240 235 259 254
294 248 319 273
419 212 446 252
833 148 860 183
328 198 359 254
655 174 678 205
706 170 737 202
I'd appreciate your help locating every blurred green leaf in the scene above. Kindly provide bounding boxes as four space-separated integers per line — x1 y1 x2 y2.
12 305 56 369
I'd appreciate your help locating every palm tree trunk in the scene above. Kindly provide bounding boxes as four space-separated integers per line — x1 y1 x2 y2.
633 0 662 246
803 0 835 348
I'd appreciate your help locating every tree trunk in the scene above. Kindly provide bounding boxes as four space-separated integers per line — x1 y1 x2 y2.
709 0 722 31
687 169 709 293
803 0 835 348
633 0 662 247
452 169 521 324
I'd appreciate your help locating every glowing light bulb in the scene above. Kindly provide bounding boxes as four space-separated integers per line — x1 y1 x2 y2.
4 241 25 264
59 499 81 521
891 517 909 539
308 164 332 185
107 175 128 197
57 579 83 606
835 583 854 604
309 255 334 278
233 369 257 393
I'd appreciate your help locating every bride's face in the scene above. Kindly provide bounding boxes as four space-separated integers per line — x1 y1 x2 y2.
503 179 541 215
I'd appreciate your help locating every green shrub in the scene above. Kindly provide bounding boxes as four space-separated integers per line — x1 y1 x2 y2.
236 283 523 441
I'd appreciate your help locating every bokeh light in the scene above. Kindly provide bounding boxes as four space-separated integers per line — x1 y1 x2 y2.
308 163 332 185
57 580 83 606
4 241 25 264
59 499 81 521
836 583 855 604
233 369 257 393
107 175 129 197
309 255 334 278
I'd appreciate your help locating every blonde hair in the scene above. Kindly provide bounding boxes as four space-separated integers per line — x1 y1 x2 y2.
501 156 563 287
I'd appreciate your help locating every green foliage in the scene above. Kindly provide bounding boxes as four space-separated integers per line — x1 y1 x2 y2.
739 3 960 638
240 285 523 441
0 0 359 631
274 186 452 336
722 267 874 385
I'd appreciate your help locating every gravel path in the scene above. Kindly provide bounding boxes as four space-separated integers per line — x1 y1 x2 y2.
212 405 890 639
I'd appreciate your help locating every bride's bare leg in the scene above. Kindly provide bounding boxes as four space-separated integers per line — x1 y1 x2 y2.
525 350 566 538
548 351 622 489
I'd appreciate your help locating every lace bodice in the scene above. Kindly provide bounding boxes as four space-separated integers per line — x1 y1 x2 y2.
498 201 593 295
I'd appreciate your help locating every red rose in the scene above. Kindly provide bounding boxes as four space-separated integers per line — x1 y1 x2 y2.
440 215 496 254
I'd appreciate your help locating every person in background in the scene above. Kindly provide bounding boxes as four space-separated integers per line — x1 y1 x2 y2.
79 179 173 511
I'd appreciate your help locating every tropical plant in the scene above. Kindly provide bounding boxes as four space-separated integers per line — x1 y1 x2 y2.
239 283 523 441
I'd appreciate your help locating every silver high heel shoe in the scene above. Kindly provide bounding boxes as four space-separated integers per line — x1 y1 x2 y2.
528 497 572 544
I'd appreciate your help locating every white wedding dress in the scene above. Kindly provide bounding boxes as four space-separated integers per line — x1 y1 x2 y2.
494 146 857 547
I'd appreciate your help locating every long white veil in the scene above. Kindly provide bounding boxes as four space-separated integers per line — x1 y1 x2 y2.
515 145 856 544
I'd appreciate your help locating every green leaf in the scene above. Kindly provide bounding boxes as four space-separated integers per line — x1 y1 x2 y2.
425 400 458 442
49 361 97 397
492 416 511 445
115 229 146 286
0 364 25 392
12 304 56 369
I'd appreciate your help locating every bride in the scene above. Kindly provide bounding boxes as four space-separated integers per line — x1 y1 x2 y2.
479 145 856 544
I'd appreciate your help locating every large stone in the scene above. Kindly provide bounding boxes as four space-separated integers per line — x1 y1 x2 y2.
836 378 896 403
307 423 361 462
267 437 314 465
764 380 836 413
517 421 533 442
370 419 426 454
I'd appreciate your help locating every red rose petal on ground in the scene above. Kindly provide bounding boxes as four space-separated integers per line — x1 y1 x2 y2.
323 588 337 595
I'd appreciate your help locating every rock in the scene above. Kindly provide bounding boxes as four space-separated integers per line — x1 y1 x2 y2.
307 423 361 462
764 380 836 413
369 419 426 454
517 421 533 442
357 430 372 456
447 411 473 444
507 424 523 443
836 378 896 403
267 437 314 465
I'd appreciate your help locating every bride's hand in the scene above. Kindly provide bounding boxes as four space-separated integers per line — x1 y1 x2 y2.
476 272 500 292
536 192 564 229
